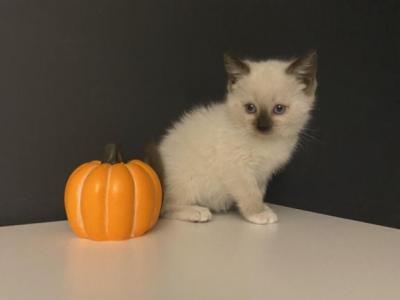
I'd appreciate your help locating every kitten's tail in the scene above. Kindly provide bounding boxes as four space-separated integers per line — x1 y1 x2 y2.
143 140 164 187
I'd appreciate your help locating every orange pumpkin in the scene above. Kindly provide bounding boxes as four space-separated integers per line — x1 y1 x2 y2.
64 144 162 241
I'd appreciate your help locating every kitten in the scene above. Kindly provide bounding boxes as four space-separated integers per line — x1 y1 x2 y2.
148 51 317 224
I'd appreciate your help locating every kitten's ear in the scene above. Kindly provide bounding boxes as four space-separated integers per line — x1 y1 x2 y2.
224 54 250 89
286 50 318 95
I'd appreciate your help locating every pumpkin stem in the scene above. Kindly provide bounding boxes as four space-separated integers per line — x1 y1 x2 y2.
103 143 124 164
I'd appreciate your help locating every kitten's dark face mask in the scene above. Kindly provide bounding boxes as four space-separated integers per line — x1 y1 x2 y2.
243 103 275 134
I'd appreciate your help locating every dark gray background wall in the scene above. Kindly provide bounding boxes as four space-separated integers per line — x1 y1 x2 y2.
0 0 399 227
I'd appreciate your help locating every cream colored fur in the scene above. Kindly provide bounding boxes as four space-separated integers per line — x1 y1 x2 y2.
159 55 316 224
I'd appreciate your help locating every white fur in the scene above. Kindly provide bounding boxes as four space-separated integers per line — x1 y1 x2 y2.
159 58 316 224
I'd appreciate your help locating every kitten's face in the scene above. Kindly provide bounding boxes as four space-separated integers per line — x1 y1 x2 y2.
224 51 317 138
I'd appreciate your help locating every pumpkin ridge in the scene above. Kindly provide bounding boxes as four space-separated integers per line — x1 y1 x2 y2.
104 164 112 238
76 162 100 237
125 164 137 237
131 160 162 228
130 162 155 235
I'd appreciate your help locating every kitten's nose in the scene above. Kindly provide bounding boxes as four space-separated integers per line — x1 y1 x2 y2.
257 124 271 132
255 111 272 133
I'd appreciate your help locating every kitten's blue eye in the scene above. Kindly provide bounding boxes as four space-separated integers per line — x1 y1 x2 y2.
245 103 257 114
272 104 287 115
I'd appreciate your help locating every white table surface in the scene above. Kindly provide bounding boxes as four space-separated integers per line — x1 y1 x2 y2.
1 205 399 300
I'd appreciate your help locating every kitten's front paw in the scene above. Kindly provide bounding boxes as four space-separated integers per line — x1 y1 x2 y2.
189 206 212 223
244 207 278 225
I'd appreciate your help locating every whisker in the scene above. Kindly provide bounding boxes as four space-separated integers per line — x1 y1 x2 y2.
299 130 323 144
302 126 320 132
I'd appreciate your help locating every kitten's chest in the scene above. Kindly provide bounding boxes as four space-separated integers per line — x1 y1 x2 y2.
248 138 297 175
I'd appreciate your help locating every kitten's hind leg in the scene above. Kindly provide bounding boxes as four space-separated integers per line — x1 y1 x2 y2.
161 204 212 223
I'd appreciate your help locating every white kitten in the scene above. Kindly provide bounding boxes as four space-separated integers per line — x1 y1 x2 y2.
149 51 317 224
